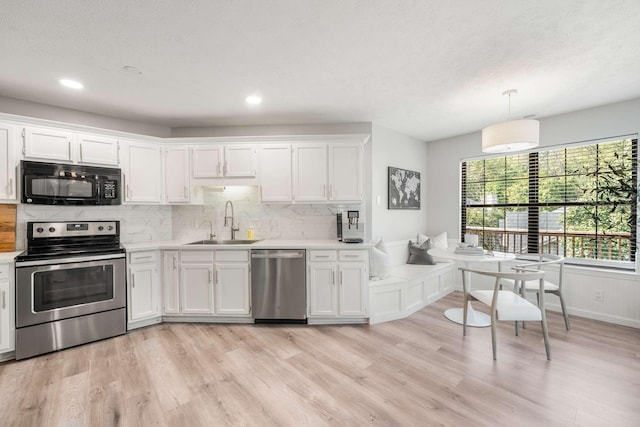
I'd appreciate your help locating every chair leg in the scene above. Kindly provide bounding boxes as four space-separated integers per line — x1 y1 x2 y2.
557 291 570 330
541 318 551 361
514 320 519 336
463 294 468 337
491 311 498 360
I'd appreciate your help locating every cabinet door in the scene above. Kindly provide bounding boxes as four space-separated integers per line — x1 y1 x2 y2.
192 146 223 178
165 147 190 203
308 263 337 316
124 141 163 203
259 144 292 202
23 126 73 161
215 262 250 315
78 134 119 166
0 123 17 201
224 145 256 177
292 144 327 202
0 278 15 354
162 251 180 314
329 144 362 202
180 264 215 315
129 263 161 322
338 262 368 316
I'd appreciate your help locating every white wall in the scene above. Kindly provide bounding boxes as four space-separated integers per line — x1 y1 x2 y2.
426 97 640 239
0 96 171 137
371 124 428 242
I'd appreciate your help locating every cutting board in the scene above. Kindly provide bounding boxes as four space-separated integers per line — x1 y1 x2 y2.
0 204 17 252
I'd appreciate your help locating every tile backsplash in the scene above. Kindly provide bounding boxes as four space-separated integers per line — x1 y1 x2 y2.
15 186 364 249
16 204 172 250
173 186 363 242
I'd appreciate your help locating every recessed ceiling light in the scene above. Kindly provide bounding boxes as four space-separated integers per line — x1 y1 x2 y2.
245 95 262 105
59 79 84 90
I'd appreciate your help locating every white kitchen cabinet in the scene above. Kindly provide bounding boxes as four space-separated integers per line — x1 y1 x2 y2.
180 263 215 315
215 262 250 315
0 123 17 202
328 143 362 202
165 146 191 203
162 251 180 314
224 145 256 177
0 263 15 356
128 251 161 326
123 140 163 203
191 144 256 179
307 249 368 321
78 133 120 166
308 263 338 316
22 126 74 162
292 144 327 202
259 144 292 202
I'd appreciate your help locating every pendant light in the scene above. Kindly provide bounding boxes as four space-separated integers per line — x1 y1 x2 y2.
482 89 539 153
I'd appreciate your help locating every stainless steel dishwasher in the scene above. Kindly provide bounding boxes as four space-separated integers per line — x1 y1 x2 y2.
251 249 306 323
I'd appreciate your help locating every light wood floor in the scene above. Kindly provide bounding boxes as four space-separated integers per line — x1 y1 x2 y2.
1 292 639 427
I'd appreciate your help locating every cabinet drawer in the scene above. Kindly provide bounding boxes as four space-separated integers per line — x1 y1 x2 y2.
216 250 249 262
339 250 367 262
0 263 9 280
129 251 158 264
309 250 337 262
180 250 214 263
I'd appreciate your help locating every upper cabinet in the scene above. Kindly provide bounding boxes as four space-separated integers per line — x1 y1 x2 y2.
328 143 363 202
21 126 120 167
0 122 17 202
77 134 120 166
122 140 163 204
292 144 328 202
191 144 256 180
165 146 190 204
259 144 292 202
22 126 74 162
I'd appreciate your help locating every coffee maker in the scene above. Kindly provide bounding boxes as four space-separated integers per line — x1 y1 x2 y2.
336 210 364 243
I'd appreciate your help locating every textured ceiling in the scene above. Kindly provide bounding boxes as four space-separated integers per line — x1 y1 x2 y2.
1 0 640 141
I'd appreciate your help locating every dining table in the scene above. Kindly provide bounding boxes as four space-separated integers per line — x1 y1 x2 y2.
428 246 515 327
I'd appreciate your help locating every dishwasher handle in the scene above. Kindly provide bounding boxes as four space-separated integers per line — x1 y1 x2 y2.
251 252 304 259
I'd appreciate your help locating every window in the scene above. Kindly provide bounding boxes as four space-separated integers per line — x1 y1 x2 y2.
461 138 638 266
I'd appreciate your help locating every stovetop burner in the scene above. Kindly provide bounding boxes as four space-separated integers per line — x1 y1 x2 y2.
17 220 125 262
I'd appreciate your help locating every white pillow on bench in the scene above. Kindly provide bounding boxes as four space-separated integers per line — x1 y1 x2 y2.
417 231 447 248
370 239 392 280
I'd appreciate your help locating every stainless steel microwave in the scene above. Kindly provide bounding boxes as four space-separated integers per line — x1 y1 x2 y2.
21 160 121 205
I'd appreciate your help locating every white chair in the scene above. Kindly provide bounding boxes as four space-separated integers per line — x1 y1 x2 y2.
460 267 551 360
500 254 569 330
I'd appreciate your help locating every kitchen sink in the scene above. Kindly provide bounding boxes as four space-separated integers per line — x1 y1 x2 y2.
186 239 260 245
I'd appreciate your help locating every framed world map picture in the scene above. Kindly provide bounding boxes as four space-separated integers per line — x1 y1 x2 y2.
388 166 421 209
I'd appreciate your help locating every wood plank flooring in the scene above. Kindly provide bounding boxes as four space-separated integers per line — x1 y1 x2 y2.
1 292 639 426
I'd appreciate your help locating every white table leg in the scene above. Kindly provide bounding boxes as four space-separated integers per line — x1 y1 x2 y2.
444 302 491 327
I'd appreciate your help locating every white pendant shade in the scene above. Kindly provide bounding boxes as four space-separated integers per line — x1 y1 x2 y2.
482 119 540 153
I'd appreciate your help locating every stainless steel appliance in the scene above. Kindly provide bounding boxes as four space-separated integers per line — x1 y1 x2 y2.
251 249 306 323
21 160 121 205
338 210 364 243
15 221 126 359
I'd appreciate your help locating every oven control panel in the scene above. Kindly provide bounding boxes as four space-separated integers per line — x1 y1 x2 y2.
30 221 118 238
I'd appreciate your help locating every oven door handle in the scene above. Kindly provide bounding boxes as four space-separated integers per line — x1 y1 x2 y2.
15 252 125 267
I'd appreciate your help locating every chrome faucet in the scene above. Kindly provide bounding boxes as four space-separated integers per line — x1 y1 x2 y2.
224 201 239 240
203 220 216 241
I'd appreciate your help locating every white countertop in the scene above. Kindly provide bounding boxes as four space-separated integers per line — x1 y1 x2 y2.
125 239 373 252
0 251 23 263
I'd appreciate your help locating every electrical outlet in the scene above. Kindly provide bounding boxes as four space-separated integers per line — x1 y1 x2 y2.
593 289 604 302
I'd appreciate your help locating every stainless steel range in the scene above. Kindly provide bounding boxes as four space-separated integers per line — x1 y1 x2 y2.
15 221 126 360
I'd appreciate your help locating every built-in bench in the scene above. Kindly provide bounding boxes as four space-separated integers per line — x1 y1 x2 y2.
369 240 455 324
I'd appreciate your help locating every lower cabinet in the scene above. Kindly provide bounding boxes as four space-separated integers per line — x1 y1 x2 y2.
307 250 368 323
162 250 251 319
127 251 162 329
0 262 15 357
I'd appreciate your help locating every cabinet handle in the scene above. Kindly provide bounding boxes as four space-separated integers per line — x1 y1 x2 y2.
131 273 135 288
343 255 359 258
117 141 121 163
8 178 13 196
332 272 335 286
316 255 330 258
22 129 26 154
340 271 343 285
224 161 228 176
136 255 153 260
173 257 177 269
68 140 71 159
80 144 84 161
2 290 5 309
215 270 219 285
323 184 326 198
217 162 221 176
209 270 213 284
